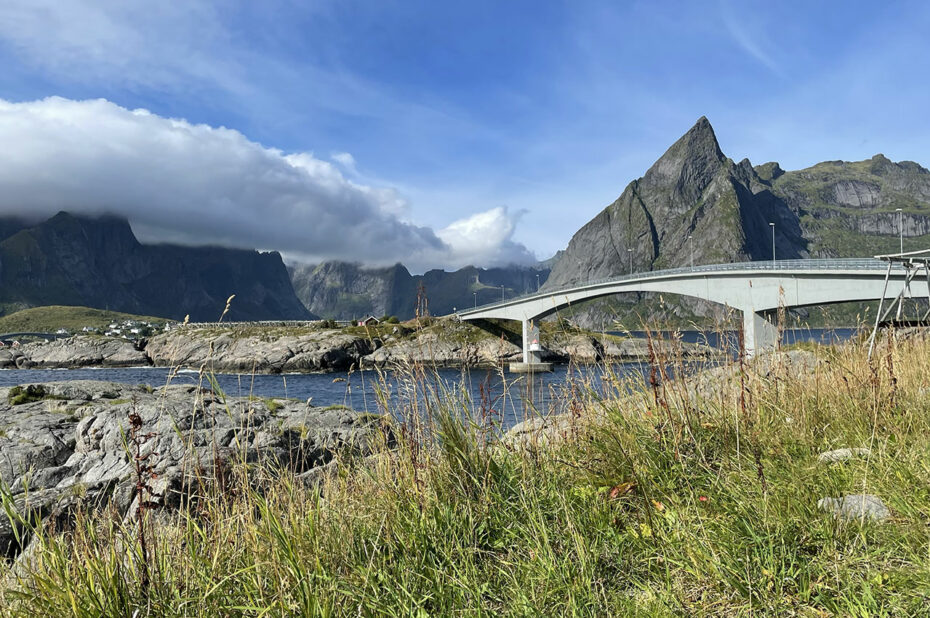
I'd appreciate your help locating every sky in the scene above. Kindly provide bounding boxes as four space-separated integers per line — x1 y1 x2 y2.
0 0 928 271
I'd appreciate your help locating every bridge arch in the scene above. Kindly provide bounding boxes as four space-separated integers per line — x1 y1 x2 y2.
457 259 925 366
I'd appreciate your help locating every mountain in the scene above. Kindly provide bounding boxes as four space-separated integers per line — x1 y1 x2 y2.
289 261 550 320
545 117 930 291
0 212 313 322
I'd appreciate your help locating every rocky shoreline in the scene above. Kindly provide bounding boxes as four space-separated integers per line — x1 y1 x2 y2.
0 347 798 564
3 321 714 373
0 380 390 561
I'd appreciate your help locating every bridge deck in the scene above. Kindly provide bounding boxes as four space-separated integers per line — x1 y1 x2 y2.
457 258 924 362
460 258 900 317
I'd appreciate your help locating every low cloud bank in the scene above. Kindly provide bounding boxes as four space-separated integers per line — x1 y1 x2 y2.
0 97 535 270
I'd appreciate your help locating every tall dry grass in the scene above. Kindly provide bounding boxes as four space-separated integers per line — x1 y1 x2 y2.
2 326 930 616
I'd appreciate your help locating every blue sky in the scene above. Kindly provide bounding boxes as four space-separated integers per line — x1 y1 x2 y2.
0 1 928 269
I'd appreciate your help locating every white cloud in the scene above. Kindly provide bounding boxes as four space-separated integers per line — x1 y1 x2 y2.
719 3 782 76
0 97 535 270
331 152 357 174
0 0 236 90
437 206 536 269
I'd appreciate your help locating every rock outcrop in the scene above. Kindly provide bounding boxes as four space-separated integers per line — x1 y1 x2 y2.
19 336 148 368
0 380 390 560
361 331 521 367
145 329 378 373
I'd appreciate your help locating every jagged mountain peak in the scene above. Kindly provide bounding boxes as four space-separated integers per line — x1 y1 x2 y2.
640 117 726 205
754 161 784 182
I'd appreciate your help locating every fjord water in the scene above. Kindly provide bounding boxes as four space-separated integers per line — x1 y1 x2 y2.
0 363 641 431
0 328 857 430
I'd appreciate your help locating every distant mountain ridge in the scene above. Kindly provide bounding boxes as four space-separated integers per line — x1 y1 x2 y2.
0 212 313 322
289 261 550 320
545 117 930 290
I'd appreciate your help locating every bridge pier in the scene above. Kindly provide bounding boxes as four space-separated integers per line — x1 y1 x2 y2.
510 318 552 373
742 310 778 357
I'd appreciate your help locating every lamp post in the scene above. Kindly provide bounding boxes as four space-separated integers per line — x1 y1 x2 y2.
501 285 505 301
769 222 775 266
536 273 540 291
473 291 477 309
896 208 903 254
627 248 633 275
688 234 693 271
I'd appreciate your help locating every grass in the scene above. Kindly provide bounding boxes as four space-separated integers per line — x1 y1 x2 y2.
6 385 65 406
3 330 930 615
0 305 169 334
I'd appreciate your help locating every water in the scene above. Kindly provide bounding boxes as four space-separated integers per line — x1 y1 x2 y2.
619 327 859 352
0 364 658 430
0 328 857 430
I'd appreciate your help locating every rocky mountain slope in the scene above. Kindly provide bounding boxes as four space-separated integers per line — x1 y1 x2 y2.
0 212 313 322
545 117 930 290
289 262 549 320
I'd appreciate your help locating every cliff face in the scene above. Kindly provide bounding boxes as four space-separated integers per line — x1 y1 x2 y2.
768 155 930 257
289 262 418 319
289 262 550 320
545 117 930 290
0 212 313 321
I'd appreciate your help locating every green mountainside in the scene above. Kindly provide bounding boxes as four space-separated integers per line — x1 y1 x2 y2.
0 305 169 334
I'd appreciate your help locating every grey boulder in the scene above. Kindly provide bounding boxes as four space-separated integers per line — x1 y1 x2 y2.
817 447 871 464
817 494 890 522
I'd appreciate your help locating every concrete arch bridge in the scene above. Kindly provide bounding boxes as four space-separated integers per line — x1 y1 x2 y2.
456 258 929 368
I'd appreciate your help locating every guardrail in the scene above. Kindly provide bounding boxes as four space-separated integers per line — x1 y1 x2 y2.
460 258 903 315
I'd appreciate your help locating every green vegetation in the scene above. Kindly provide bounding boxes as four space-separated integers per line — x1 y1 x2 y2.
4 333 930 614
6 385 65 406
803 217 930 258
0 305 169 334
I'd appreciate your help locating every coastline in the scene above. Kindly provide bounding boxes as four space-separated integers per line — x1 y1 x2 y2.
3 319 717 374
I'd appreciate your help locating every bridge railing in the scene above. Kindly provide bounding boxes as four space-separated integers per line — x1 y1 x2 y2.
461 258 902 315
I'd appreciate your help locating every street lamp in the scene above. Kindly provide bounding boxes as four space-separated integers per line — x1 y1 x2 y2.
501 285 505 301
688 234 693 271
896 208 903 254
473 291 477 309
769 222 775 266
627 248 633 275
536 273 540 291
